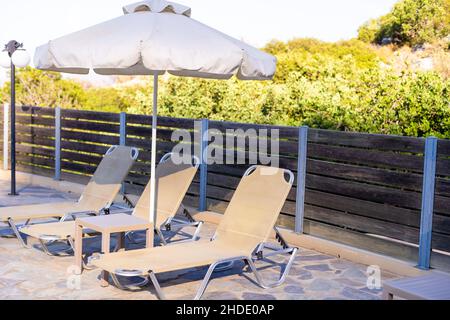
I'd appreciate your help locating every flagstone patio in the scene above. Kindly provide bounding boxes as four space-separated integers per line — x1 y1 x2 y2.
0 180 399 300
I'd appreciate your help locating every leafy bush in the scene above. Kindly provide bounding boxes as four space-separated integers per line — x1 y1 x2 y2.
1 34 448 139
83 87 131 112
124 60 450 138
358 0 450 46
0 67 86 109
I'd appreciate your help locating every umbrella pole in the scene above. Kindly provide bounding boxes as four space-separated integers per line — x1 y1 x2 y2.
149 72 158 247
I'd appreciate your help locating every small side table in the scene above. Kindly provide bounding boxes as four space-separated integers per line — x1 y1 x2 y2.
383 273 450 300
74 213 153 287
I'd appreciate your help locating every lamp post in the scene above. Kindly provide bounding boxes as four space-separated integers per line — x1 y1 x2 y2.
0 41 30 196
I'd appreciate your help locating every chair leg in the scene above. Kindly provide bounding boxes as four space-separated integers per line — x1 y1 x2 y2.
148 272 166 300
194 257 245 300
382 290 394 300
38 237 74 256
110 273 125 290
126 231 138 244
155 228 168 246
191 221 203 241
7 218 28 248
67 236 95 270
245 247 298 289
38 239 55 256
109 271 162 299
194 262 220 300
108 258 243 300
109 265 214 300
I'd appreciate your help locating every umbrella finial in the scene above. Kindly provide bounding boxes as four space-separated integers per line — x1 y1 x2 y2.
123 0 191 17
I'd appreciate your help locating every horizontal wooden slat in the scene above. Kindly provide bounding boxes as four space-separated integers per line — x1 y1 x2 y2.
306 173 422 210
126 114 195 129
307 159 423 191
307 174 449 215
16 125 55 138
436 158 450 176
126 127 189 142
16 134 55 147
209 120 298 138
61 118 120 133
208 135 299 156
16 144 55 158
308 143 424 172
61 130 119 145
16 115 55 127
308 128 425 153
305 189 419 226
435 178 450 197
61 141 110 155
61 150 103 165
16 163 54 178
208 164 249 177
61 160 96 175
60 171 91 185
308 206 450 252
305 203 421 244
16 154 54 168
61 109 118 122
438 139 450 157
125 138 181 152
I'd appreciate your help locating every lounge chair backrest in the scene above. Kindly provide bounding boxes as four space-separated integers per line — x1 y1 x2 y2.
78 146 138 211
133 153 199 226
215 166 293 248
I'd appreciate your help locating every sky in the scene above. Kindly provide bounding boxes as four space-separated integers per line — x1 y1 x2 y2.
0 0 398 85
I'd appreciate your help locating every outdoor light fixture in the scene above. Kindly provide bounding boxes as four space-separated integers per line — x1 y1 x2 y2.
1 40 30 196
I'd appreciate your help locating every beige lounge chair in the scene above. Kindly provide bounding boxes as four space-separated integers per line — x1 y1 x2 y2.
0 145 138 248
129 153 202 245
92 165 297 300
20 153 201 256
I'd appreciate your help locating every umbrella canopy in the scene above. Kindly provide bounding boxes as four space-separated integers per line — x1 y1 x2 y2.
34 0 277 226
35 0 276 80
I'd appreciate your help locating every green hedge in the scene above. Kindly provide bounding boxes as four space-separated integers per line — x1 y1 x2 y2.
1 38 449 139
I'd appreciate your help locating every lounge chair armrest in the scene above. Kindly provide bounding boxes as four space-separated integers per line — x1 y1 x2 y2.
255 246 296 259
253 242 297 260
168 219 202 231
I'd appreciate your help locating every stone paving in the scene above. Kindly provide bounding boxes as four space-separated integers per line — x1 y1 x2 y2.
0 180 400 300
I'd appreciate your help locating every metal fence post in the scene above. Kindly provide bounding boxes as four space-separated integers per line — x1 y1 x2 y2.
3 104 9 171
120 112 127 146
119 112 127 194
417 136 438 270
295 126 308 233
199 119 209 212
54 106 61 181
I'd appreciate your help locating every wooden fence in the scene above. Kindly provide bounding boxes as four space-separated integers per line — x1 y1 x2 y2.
1 105 449 270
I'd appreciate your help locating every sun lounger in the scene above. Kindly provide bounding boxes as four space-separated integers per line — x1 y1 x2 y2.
92 165 297 300
1 145 138 247
130 153 201 245
20 153 201 255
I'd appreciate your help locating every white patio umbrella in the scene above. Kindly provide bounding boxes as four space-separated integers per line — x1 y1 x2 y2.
34 0 276 226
